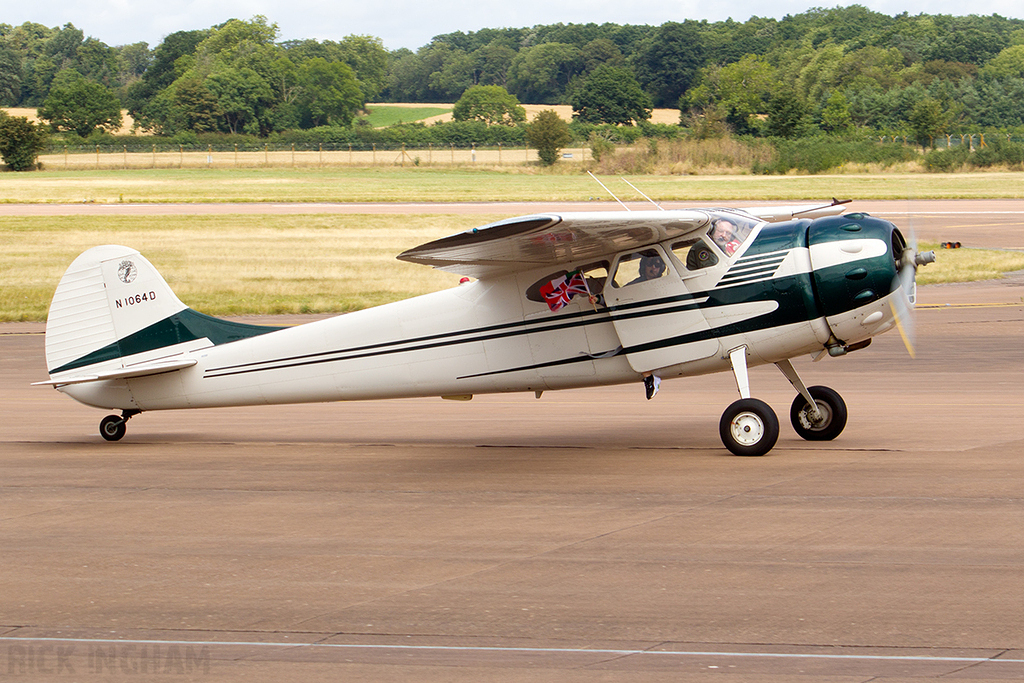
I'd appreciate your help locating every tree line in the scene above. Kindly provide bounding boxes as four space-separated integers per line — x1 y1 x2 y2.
2 7 1024 167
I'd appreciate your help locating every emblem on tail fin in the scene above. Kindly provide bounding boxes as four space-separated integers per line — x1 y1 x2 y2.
117 260 138 284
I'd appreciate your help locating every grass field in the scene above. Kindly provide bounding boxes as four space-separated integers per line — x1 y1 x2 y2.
0 214 477 321
3 168 1024 204
359 105 452 127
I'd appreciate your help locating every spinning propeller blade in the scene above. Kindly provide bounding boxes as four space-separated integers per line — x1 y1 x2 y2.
890 227 935 359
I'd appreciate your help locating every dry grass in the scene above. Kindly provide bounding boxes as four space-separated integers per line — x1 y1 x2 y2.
592 138 777 176
916 242 1024 285
0 214 486 321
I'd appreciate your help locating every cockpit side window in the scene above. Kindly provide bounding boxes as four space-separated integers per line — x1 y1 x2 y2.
707 214 759 256
671 238 718 271
611 249 668 288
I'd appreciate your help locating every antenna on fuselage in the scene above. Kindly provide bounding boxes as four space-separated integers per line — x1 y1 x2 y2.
620 178 665 211
587 171 630 211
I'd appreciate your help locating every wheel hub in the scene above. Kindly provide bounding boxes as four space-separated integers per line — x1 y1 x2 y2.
731 412 765 446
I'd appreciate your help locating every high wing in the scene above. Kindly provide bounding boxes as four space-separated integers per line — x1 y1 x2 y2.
397 200 850 278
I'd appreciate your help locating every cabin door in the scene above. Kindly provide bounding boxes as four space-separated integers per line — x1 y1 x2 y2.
603 243 720 374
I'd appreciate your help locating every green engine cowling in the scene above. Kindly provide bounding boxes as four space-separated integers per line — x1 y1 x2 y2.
807 212 905 348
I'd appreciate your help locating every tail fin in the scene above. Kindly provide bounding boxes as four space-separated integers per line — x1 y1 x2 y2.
44 245 281 382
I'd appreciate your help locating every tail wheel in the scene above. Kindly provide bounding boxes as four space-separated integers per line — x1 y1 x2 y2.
720 398 779 457
99 415 127 442
790 385 847 441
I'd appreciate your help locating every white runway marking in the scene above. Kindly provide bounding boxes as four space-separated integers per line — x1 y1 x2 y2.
2 636 1021 664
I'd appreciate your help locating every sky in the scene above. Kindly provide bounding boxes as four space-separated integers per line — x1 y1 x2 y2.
3 0 1023 51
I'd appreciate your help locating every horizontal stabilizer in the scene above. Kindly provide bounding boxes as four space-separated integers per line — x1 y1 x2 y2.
33 357 197 387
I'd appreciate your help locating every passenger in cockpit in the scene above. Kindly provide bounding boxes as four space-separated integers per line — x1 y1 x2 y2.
628 255 666 284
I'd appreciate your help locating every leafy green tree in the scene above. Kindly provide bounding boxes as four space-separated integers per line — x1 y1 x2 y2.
473 42 516 87
765 88 807 138
909 97 946 148
336 35 388 101
981 45 1024 79
452 85 525 125
820 90 854 134
631 21 706 107
38 70 122 136
295 58 363 127
0 111 48 170
173 78 220 132
205 66 273 134
526 109 571 165
0 45 22 105
508 43 582 103
571 65 651 125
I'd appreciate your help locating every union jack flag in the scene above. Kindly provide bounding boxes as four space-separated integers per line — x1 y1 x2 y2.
540 271 588 311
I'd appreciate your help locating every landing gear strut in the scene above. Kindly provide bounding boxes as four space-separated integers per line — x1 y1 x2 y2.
99 410 140 442
720 348 848 456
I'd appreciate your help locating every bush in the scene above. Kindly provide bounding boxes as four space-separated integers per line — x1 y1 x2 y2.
758 137 919 174
0 113 48 171
924 145 971 172
526 111 571 166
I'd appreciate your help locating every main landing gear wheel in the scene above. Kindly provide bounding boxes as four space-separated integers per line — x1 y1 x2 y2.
720 398 779 457
790 385 848 441
99 415 127 442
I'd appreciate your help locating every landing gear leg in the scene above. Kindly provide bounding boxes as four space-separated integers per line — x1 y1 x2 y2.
720 347 779 457
776 359 847 441
99 409 140 442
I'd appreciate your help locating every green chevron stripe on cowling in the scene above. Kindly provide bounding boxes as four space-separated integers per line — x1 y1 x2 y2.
49 309 285 375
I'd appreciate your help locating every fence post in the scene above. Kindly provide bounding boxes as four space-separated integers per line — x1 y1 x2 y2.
292 144 295 167
428 143 432 166
319 143 322 167
235 144 238 167
372 144 376 164
451 144 455 164
64 146 68 170
349 144 352 164
264 143 269 165
498 143 502 165
96 145 100 170
207 144 213 167
123 145 127 169
179 145 183 168
152 144 156 169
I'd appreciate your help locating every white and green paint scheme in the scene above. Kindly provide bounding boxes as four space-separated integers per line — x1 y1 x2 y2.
36 201 934 456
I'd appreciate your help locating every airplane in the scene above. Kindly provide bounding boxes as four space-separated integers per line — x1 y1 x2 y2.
34 198 935 456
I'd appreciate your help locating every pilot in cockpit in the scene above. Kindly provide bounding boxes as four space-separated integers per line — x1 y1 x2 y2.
711 219 742 256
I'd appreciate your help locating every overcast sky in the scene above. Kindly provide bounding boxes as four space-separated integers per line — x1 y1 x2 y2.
4 1 1023 51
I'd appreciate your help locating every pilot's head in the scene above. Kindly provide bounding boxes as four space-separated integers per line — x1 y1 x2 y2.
712 220 736 245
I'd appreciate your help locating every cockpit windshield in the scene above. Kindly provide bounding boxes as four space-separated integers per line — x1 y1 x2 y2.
706 211 761 256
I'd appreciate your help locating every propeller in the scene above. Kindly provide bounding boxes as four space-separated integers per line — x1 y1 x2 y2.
889 230 935 358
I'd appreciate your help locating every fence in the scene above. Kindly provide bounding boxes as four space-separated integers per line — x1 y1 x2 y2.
38 143 593 171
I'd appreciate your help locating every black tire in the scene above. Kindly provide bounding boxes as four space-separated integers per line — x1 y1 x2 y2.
790 385 848 441
719 398 779 457
99 415 127 442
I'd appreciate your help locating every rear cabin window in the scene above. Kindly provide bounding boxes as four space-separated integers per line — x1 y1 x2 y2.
526 262 609 304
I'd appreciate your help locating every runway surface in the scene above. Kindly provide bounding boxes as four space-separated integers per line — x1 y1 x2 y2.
3 201 1024 680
